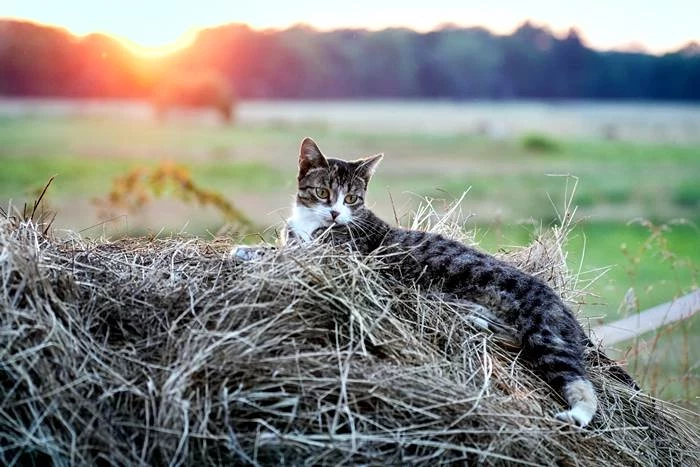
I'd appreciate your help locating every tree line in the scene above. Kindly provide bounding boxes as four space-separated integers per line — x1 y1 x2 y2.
1 19 698 100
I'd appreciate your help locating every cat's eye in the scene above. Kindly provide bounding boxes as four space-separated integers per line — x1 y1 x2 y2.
315 187 330 199
344 194 359 205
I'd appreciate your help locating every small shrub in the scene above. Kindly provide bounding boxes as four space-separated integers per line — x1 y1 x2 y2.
521 133 560 153
93 162 253 229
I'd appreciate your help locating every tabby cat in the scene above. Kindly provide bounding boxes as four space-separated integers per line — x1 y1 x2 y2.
243 137 625 427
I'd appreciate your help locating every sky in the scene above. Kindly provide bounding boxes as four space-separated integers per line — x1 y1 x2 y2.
3 0 699 54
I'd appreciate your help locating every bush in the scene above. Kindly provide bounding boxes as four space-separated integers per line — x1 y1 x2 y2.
672 182 700 208
521 133 561 153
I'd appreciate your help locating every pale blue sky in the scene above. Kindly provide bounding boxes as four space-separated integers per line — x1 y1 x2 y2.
3 0 699 53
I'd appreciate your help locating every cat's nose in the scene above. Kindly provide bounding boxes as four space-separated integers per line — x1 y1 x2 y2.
330 210 340 220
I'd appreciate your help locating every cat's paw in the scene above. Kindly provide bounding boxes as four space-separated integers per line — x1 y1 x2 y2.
554 407 593 428
231 246 268 261
468 315 491 330
465 306 520 346
465 304 496 330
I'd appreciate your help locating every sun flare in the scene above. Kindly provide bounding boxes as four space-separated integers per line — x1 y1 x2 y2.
109 28 200 57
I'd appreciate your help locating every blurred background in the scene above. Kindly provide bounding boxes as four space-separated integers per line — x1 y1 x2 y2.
0 1 698 403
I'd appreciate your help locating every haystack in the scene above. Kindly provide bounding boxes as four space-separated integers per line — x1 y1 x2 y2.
0 208 698 466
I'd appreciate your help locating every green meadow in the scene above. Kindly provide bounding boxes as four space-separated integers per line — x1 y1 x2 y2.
0 111 698 402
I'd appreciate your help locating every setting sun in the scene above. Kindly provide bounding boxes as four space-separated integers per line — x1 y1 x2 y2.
109 28 200 57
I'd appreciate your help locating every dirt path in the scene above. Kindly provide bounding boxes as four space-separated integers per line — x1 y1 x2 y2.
593 290 699 346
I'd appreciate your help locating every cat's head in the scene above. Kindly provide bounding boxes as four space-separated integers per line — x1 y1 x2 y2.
293 137 382 230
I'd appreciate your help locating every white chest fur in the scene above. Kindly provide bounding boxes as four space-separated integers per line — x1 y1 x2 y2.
287 204 324 242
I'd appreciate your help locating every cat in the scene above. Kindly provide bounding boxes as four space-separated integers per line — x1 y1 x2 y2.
237 137 630 427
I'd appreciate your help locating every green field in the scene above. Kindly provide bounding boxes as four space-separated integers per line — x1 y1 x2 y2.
0 111 698 403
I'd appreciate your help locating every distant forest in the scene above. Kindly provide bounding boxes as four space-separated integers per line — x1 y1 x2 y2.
1 19 699 100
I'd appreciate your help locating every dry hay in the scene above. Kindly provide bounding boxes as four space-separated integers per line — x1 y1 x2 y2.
0 209 698 466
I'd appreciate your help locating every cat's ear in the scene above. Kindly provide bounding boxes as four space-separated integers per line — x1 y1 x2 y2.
298 137 328 179
355 153 384 182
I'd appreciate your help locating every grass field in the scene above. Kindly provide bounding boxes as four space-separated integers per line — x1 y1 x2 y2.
0 103 698 402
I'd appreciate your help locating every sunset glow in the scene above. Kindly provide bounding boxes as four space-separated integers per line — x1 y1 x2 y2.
109 29 200 57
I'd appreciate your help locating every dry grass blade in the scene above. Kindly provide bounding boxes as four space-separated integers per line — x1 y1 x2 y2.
29 175 55 222
0 197 698 466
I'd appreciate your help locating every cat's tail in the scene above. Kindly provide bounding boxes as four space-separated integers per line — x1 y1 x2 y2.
523 326 640 427
521 321 598 427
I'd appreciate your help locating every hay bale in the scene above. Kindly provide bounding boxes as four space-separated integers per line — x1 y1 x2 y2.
0 214 698 466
